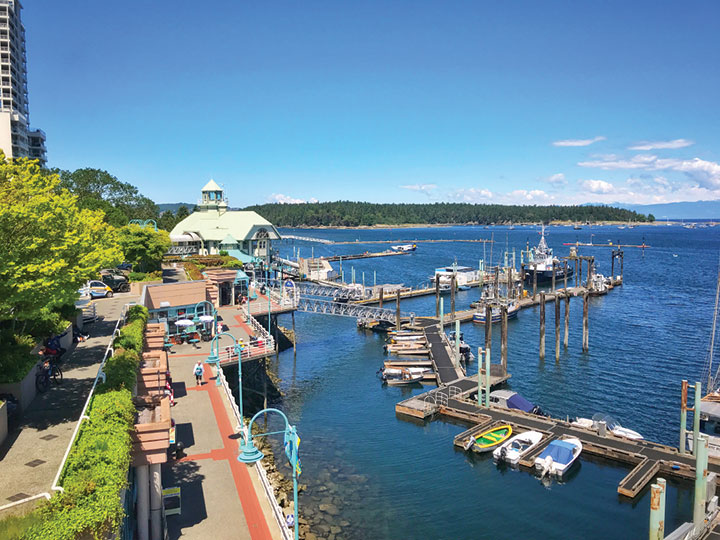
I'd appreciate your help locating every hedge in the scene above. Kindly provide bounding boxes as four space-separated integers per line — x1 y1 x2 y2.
22 306 149 539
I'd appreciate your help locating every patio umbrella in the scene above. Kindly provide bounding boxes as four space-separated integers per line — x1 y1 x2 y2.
199 315 215 322
175 319 194 327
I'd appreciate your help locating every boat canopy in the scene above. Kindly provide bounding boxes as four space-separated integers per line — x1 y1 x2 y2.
700 400 720 421
538 440 575 465
506 393 535 413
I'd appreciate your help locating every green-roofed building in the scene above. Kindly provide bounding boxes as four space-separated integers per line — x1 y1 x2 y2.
169 180 281 262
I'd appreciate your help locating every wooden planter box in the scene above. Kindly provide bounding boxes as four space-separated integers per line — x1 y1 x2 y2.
137 351 168 396
0 359 41 413
132 397 171 466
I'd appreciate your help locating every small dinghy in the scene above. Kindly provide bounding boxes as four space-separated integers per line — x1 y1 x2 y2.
493 430 544 466
571 414 643 440
379 367 424 386
534 437 582 478
463 424 512 452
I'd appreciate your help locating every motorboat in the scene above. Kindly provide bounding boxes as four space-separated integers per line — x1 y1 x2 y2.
472 300 520 324
571 414 643 440
523 225 573 285
488 390 545 416
391 243 417 252
457 284 471 291
493 430 544 466
379 367 424 386
463 424 512 452
534 437 582 478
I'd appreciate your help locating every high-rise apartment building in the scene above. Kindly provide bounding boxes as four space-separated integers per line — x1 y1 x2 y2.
0 0 45 165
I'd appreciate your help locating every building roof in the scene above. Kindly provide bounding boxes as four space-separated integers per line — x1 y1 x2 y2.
201 179 222 191
170 209 281 242
144 281 209 310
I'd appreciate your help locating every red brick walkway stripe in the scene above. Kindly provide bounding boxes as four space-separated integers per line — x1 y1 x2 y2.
184 380 274 539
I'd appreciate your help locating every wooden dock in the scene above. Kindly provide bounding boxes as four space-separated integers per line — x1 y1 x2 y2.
396 382 714 498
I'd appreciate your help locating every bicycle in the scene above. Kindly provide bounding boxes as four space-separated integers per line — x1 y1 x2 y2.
35 360 63 393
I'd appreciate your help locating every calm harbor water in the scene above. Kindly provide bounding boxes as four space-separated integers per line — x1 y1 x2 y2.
264 225 719 539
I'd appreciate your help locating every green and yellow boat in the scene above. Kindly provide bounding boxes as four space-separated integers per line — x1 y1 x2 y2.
463 425 513 452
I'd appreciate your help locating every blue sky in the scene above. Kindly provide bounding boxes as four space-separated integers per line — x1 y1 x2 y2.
24 1 720 206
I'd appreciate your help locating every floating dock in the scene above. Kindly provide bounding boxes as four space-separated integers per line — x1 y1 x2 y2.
396 381 719 498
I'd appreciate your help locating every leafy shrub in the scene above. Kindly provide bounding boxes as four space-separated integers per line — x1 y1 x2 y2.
126 305 149 325
26 389 135 540
219 250 229 256
183 261 204 281
128 271 162 283
0 333 38 384
112 320 144 352
100 349 139 392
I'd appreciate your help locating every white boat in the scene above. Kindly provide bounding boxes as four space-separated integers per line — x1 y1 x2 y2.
472 300 520 324
391 244 417 252
379 367 424 386
534 437 582 478
571 414 643 440
493 430 544 466
433 264 480 287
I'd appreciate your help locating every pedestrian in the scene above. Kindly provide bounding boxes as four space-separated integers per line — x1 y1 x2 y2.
193 361 204 386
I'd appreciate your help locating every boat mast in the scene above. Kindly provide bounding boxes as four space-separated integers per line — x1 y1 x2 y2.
707 260 720 391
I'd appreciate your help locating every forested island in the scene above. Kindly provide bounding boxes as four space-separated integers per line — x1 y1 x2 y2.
243 201 653 227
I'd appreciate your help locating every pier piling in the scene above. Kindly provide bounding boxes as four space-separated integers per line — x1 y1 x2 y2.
554 294 560 362
494 266 500 299
507 267 513 298
582 292 589 352
563 260 568 291
539 292 546 360
451 276 456 321
694 381 702 456
693 435 709 532
563 293 570 348
501 305 508 373
680 380 688 455
551 261 556 293
520 263 526 297
396 289 401 331
649 478 666 540
485 341 491 407
379 287 384 308
533 264 538 300
485 304 493 355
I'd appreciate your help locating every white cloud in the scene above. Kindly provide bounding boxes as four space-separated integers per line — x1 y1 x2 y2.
579 154 720 189
628 139 694 150
448 188 555 204
400 183 437 194
267 193 316 204
448 188 493 202
545 173 567 186
578 154 655 170
552 136 606 147
580 179 615 194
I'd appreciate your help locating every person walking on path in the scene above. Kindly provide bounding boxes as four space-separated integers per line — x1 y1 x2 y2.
193 361 204 386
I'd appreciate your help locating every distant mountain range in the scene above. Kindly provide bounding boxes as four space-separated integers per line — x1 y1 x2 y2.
157 202 194 213
601 200 720 220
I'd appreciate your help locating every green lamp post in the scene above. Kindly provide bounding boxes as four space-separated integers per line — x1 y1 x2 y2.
206 332 242 394
238 408 300 540
193 300 217 338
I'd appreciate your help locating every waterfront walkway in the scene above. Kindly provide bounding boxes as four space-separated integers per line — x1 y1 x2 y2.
0 295 131 511
165 342 282 540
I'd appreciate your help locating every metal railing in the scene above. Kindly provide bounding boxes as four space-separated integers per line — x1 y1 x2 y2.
215 365 292 540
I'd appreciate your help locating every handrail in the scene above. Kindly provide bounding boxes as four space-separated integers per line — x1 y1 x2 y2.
215 364 292 540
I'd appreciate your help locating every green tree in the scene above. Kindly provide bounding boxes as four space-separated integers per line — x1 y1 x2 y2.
0 156 121 332
118 224 171 272
57 168 158 227
175 205 190 222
